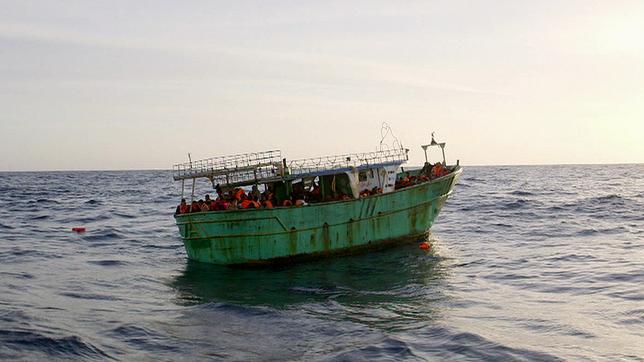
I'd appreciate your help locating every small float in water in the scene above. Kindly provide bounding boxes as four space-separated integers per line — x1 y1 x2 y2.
172 132 461 265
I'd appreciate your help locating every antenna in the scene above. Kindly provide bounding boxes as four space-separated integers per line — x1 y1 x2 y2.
378 122 403 151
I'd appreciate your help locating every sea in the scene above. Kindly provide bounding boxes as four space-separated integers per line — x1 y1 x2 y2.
0 165 642 361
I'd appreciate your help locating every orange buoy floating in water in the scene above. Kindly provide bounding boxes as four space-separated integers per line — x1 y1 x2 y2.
419 241 430 250
72 227 86 233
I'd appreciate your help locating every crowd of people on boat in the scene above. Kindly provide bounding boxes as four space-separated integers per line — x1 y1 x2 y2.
395 162 451 190
175 184 314 214
175 184 386 214
175 162 451 214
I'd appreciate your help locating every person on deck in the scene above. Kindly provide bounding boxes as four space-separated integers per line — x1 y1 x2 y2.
262 197 274 209
250 185 260 200
233 188 245 202
198 199 209 212
175 199 189 214
431 163 449 178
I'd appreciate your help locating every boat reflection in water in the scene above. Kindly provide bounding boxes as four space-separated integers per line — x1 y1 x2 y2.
170 234 452 329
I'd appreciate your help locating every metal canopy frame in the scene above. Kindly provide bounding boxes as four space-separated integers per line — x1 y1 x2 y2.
172 147 409 189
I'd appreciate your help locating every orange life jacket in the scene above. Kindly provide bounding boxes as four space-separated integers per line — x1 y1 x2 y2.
431 164 444 178
240 199 253 209
234 189 245 201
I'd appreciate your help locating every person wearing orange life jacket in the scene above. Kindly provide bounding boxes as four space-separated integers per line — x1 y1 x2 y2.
240 198 261 209
431 163 443 178
240 199 253 209
176 199 189 214
431 163 450 178
396 176 411 189
233 188 245 201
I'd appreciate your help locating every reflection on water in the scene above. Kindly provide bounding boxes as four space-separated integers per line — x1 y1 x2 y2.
170 237 452 330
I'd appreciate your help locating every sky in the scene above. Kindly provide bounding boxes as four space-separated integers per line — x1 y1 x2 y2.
1 0 643 171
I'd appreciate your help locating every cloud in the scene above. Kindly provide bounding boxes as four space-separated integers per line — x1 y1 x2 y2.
0 20 502 97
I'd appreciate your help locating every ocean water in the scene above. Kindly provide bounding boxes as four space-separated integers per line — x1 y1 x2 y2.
0 165 642 361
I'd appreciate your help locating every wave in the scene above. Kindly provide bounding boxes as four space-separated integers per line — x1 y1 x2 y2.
509 190 535 196
82 230 125 241
87 259 127 267
0 329 111 359
576 226 629 236
35 198 61 204
28 214 50 220
58 292 121 301
105 325 181 353
327 336 420 361
112 212 137 219
502 199 530 210
407 326 562 361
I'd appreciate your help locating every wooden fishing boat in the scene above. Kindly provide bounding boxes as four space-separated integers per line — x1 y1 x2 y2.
173 135 461 265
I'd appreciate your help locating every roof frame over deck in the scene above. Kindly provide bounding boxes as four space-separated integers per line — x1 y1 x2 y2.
172 147 409 189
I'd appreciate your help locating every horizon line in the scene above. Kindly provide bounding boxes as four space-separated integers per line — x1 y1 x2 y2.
1 161 642 173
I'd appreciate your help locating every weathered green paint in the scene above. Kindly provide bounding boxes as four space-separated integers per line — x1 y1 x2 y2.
175 167 462 265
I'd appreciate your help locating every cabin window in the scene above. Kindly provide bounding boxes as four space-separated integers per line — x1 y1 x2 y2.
359 171 368 182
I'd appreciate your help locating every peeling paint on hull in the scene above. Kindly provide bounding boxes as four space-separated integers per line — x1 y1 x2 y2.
175 167 461 265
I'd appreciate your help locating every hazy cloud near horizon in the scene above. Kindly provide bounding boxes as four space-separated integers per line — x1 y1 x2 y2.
1 1 643 171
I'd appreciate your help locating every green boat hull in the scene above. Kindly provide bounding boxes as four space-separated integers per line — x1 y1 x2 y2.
175 167 461 265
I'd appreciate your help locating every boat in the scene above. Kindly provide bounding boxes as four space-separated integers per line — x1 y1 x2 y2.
172 134 462 265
